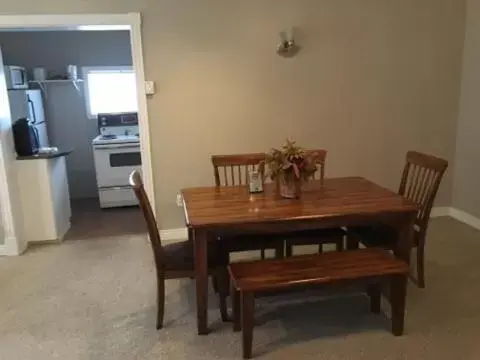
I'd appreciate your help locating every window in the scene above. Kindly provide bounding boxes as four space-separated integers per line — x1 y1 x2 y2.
83 66 138 119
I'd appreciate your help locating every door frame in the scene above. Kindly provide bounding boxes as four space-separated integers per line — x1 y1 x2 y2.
0 13 155 255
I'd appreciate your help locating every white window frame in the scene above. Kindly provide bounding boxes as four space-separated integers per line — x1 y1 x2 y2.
82 65 138 119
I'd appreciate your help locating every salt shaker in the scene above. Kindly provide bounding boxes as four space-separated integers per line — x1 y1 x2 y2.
248 169 263 193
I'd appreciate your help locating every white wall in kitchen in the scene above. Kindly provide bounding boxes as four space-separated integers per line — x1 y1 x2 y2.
0 30 132 199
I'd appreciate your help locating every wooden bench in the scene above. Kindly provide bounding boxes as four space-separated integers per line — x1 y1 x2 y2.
228 248 409 359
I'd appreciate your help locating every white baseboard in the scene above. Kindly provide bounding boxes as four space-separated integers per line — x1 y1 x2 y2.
58 221 72 242
160 228 188 243
0 236 24 256
431 206 480 231
449 208 480 231
430 206 451 218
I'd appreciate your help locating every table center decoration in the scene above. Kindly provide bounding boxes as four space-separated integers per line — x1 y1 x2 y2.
264 140 318 199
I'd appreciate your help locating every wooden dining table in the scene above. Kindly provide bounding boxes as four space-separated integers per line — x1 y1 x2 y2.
181 177 418 335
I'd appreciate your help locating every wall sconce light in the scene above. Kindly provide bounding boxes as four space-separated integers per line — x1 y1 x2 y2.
277 28 300 58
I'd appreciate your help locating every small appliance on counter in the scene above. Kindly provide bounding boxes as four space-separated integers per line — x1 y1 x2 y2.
8 88 49 151
12 118 39 156
4 65 28 89
33 67 47 81
66 65 78 80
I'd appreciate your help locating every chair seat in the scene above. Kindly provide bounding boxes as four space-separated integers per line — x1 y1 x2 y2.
284 228 345 246
164 240 225 271
349 225 419 248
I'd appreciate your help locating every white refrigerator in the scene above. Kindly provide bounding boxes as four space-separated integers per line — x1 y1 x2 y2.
8 89 49 147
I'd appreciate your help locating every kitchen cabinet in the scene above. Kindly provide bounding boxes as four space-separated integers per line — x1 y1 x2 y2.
15 152 72 243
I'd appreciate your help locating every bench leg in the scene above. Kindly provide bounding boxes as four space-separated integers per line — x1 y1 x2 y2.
260 248 266 260
275 242 285 259
241 292 255 359
390 274 407 336
286 243 293 257
368 283 381 314
346 235 359 250
335 237 344 252
231 280 241 332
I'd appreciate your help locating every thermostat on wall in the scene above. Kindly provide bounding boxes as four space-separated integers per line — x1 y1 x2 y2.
144 81 155 95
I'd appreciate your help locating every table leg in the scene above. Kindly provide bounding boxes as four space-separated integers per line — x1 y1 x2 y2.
193 228 209 335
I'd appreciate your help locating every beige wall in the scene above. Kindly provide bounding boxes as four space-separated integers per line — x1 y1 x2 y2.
453 0 480 218
0 0 466 228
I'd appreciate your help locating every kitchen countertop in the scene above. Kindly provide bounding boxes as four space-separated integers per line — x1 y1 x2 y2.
16 149 73 161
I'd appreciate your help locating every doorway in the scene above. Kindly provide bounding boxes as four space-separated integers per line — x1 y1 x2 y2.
0 14 154 255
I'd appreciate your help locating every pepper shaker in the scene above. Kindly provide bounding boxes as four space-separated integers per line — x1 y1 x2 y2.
248 169 264 193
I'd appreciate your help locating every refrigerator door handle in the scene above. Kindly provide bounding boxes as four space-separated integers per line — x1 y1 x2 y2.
27 94 37 124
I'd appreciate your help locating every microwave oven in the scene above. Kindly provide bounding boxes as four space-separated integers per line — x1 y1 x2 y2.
4 66 28 89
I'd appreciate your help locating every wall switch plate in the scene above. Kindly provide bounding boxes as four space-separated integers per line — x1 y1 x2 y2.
176 194 183 207
145 81 155 95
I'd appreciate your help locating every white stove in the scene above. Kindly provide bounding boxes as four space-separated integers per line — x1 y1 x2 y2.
92 113 141 208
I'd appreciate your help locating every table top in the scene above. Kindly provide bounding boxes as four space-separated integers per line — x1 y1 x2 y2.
181 177 417 228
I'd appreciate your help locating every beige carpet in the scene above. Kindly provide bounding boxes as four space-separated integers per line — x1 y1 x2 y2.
1 217 480 359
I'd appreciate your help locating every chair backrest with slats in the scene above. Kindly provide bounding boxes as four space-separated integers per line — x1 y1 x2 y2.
211 153 266 187
129 171 165 268
306 149 327 181
398 151 448 230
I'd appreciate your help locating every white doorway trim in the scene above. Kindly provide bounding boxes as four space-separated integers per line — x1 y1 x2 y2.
0 13 155 255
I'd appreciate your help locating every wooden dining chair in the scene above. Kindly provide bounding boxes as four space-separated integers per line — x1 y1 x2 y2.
347 151 448 288
211 153 284 260
129 171 229 328
284 149 346 257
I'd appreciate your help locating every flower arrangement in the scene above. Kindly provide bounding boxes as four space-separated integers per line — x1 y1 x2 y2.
264 140 318 198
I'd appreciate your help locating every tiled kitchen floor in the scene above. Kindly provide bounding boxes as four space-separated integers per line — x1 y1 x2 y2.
64 198 145 240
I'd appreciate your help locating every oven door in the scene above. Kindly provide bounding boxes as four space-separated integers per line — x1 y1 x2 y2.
93 143 142 187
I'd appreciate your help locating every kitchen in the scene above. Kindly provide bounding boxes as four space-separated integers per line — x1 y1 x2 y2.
0 29 145 243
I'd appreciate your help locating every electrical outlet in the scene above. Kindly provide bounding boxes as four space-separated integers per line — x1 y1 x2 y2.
176 194 183 207
144 80 155 95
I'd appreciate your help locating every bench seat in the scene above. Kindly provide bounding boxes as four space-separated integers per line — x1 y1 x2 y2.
229 248 408 292
228 248 409 359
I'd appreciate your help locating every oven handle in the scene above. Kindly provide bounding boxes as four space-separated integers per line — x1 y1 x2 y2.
98 185 133 190
94 144 140 150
